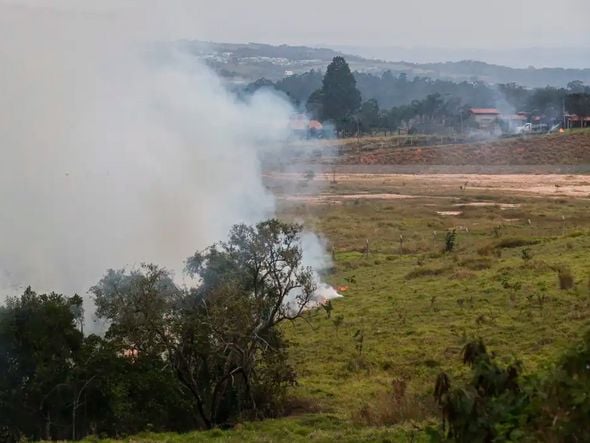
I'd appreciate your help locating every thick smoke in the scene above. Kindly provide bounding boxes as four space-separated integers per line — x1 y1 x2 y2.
0 1 337 326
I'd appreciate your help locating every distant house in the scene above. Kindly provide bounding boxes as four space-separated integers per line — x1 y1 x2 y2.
565 114 590 128
469 108 500 130
500 113 528 132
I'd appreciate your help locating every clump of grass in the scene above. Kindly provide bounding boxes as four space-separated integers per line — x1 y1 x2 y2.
477 243 503 258
477 243 495 256
557 266 574 290
405 264 454 280
521 248 532 262
452 269 476 280
521 259 552 273
495 237 539 249
352 379 435 426
460 257 493 271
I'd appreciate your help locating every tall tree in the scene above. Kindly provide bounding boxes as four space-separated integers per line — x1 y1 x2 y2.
0 289 83 441
313 57 361 131
92 220 316 429
358 99 380 133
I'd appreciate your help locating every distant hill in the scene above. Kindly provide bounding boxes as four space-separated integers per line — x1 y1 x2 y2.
331 45 590 70
180 41 590 88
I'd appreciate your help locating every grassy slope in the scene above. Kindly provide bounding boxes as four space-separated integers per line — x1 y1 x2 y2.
333 129 590 166
80 415 420 443
285 193 590 412
82 179 590 442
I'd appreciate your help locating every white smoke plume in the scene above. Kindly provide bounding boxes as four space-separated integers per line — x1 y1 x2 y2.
0 1 339 326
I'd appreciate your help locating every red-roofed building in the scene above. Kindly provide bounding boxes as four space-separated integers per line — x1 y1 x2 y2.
469 108 500 130
470 108 500 115
565 114 590 128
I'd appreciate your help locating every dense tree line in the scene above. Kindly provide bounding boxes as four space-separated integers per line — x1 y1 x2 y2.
0 220 316 441
245 58 590 135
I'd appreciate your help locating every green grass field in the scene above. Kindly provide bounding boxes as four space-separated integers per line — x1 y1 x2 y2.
81 173 590 442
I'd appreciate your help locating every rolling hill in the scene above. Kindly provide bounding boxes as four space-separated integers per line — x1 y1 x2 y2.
180 41 590 87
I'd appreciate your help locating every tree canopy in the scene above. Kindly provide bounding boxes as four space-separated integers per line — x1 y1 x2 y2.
0 220 318 441
306 57 361 132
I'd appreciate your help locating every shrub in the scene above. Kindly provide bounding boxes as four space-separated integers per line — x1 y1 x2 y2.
557 266 574 290
444 229 457 253
432 330 590 442
433 340 525 442
354 378 435 426
528 329 590 442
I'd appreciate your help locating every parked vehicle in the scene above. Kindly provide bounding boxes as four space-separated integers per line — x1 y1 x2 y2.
516 123 549 134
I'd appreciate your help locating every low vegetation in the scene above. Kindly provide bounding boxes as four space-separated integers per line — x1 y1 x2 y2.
3 175 590 442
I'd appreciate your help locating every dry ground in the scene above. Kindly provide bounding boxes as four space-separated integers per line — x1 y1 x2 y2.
270 172 590 202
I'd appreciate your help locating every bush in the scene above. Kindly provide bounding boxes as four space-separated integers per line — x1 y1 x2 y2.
528 329 590 442
433 340 526 442
432 329 590 442
444 229 457 253
557 266 574 290
354 378 435 426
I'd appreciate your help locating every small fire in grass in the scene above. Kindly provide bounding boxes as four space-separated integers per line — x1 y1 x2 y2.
312 283 343 306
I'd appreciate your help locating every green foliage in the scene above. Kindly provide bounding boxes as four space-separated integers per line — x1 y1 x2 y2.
444 229 457 253
0 291 201 442
358 99 380 133
94 220 315 430
565 93 590 118
4 182 590 441
311 57 361 132
0 288 83 441
0 220 317 440
433 329 590 442
433 340 526 442
528 329 590 442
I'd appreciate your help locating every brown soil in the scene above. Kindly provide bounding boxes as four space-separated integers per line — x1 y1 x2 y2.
337 132 590 166
272 173 590 199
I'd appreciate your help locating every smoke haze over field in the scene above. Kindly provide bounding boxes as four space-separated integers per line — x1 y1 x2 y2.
0 1 334 323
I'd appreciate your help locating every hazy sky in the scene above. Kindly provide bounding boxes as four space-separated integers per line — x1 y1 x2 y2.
2 0 588 49
190 0 589 49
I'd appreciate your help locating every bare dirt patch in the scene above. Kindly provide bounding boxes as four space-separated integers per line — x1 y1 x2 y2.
280 193 418 204
270 172 590 199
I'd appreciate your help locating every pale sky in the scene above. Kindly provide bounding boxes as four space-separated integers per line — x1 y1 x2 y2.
1 0 588 49
189 0 589 49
